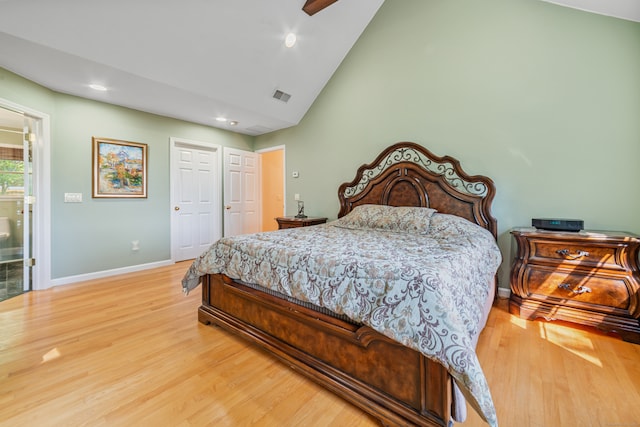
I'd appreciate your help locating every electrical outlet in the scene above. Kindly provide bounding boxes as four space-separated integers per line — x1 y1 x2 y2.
131 240 140 251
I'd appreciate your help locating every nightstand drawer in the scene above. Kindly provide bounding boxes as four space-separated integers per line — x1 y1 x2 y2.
276 217 328 230
283 221 304 228
525 266 630 311
529 239 624 270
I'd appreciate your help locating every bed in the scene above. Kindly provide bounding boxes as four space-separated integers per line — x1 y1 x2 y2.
182 142 500 427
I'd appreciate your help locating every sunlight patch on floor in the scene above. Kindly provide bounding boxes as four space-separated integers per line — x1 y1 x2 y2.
41 347 61 363
509 315 529 329
537 322 602 367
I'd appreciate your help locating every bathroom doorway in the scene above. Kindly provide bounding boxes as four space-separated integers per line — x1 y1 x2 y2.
0 107 33 302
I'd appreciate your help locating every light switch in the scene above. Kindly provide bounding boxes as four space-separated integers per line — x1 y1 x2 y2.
64 193 82 203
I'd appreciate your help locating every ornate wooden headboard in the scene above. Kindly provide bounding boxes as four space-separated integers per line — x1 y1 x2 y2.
337 142 498 238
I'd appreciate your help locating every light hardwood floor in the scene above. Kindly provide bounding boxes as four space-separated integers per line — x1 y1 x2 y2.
1 261 639 426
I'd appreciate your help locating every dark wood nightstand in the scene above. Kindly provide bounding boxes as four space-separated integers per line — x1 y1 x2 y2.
276 217 328 230
510 227 640 343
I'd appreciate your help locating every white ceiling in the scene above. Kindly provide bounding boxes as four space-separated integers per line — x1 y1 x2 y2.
0 0 637 135
0 0 384 135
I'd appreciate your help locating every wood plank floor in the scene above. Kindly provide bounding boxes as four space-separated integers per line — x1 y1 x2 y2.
1 261 639 426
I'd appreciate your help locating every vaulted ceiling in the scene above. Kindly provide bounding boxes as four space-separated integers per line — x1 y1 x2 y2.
0 0 638 135
0 0 384 135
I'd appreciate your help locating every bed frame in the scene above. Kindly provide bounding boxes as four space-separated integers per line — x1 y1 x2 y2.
198 142 497 426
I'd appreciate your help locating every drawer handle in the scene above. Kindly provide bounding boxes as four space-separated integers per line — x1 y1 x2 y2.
558 283 592 295
556 249 589 260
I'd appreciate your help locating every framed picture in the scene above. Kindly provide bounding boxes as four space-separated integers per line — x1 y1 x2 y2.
92 137 147 198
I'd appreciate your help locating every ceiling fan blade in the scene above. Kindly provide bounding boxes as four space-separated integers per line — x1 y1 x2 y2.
303 0 339 16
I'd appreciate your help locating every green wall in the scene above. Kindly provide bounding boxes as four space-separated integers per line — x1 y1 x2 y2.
255 0 640 288
0 68 253 279
2 0 639 287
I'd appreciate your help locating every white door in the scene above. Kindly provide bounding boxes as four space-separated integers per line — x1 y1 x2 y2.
224 147 260 237
170 138 221 261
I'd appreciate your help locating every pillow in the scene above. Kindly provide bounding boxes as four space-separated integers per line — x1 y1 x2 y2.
335 204 437 234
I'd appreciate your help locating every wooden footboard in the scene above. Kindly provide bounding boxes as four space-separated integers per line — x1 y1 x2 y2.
198 273 453 427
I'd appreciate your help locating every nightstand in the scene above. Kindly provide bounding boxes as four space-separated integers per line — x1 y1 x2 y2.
510 227 640 344
276 216 328 230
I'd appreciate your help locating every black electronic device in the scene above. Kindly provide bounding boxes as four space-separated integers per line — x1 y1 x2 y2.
532 218 584 232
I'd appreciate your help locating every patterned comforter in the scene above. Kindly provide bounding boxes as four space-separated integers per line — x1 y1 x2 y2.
182 207 502 426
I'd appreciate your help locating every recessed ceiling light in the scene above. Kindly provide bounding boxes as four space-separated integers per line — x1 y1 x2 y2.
285 33 297 48
229 121 238 126
215 117 227 122
89 84 108 91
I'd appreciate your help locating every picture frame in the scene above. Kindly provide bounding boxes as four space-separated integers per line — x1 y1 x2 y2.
92 137 147 198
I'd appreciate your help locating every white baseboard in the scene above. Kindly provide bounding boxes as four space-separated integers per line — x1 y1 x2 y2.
49 259 174 288
497 287 511 299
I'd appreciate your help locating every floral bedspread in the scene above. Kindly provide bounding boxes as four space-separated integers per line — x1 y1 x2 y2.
182 211 502 426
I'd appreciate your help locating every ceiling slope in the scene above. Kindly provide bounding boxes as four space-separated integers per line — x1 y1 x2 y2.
0 0 384 135
541 0 640 22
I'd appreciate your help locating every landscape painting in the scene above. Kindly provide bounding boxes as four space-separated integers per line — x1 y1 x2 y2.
92 137 147 198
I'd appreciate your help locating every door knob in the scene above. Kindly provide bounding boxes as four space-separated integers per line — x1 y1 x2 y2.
174 206 180 211
225 205 231 210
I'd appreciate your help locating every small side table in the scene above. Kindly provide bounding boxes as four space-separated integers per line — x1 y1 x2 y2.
276 216 328 230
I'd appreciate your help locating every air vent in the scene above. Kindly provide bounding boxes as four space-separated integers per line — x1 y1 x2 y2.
273 90 291 103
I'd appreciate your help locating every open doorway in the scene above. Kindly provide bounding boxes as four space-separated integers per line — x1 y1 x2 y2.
258 146 285 232
0 107 31 301
0 98 50 298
